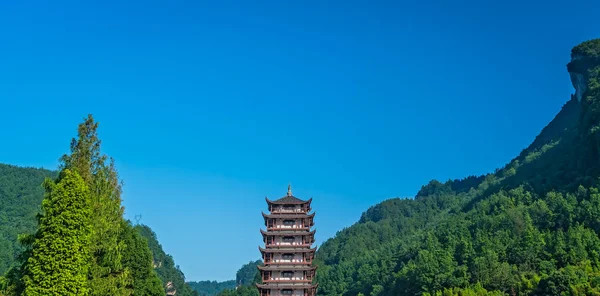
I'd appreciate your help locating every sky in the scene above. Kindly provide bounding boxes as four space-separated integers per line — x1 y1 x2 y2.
0 0 599 282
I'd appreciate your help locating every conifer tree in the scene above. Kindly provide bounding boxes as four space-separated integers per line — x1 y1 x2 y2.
21 170 92 296
59 115 131 295
2 115 177 296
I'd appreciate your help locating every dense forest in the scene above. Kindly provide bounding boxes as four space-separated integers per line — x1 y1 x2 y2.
311 39 600 295
187 280 236 296
0 164 55 276
0 116 198 296
186 260 262 296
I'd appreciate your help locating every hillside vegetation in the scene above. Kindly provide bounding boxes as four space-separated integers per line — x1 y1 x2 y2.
213 261 262 296
313 39 600 295
186 259 261 296
0 164 55 276
187 280 236 296
136 224 198 296
0 116 197 296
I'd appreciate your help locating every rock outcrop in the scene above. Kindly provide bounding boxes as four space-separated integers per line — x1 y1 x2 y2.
567 39 600 102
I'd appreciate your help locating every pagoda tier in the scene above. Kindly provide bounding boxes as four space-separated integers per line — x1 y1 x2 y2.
259 247 316 253
265 193 313 213
262 212 315 229
261 236 315 248
256 284 318 289
257 185 318 296
260 229 316 236
258 265 317 271
262 212 316 219
256 283 318 296
260 249 315 265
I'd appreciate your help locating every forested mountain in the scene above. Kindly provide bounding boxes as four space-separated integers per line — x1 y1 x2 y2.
0 116 197 296
234 260 262 287
314 39 600 295
0 164 55 276
136 224 198 296
187 280 236 296
214 260 261 296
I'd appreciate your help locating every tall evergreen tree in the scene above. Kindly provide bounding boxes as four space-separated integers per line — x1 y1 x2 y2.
21 170 92 296
59 115 131 295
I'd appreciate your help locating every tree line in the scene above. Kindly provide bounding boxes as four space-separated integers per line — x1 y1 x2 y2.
0 115 198 296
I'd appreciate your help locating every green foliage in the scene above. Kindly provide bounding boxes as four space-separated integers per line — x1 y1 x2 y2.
21 170 92 296
120 221 163 296
187 280 236 296
0 164 55 276
217 285 258 296
214 261 261 296
422 283 506 296
235 260 261 286
59 114 131 295
135 224 198 296
1 115 197 296
572 39 600 59
315 39 600 295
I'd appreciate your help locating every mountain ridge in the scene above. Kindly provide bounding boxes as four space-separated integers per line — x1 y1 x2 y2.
314 38 600 295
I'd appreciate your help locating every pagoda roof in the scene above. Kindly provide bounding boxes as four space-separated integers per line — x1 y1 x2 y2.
256 283 318 290
261 229 316 237
257 265 318 271
265 185 313 205
262 212 315 219
266 195 312 205
259 246 316 253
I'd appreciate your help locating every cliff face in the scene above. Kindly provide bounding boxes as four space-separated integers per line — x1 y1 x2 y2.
569 55 589 102
567 39 600 102
566 39 600 171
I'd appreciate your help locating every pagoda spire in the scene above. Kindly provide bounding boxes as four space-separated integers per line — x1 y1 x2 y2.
287 184 292 196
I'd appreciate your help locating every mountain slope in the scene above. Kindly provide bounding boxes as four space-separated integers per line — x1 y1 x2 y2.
187 280 236 296
0 163 198 295
187 260 261 296
214 260 261 296
315 39 600 295
0 164 55 275
136 224 199 296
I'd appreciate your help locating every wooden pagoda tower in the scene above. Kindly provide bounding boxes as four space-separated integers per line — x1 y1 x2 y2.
257 185 318 296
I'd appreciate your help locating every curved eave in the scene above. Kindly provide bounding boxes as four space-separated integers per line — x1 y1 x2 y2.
259 246 317 253
262 212 316 219
257 265 318 271
261 229 316 237
265 196 274 204
265 196 311 205
256 283 318 290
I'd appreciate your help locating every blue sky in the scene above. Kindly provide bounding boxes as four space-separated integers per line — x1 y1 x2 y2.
0 0 598 282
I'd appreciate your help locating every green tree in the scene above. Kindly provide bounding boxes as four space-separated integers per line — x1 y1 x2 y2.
217 286 258 296
59 115 131 295
21 170 92 296
120 221 163 296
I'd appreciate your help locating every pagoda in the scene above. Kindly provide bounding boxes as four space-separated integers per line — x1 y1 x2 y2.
257 185 318 296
